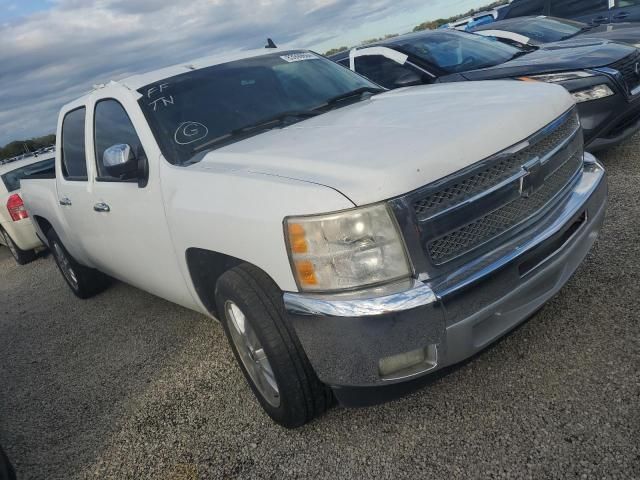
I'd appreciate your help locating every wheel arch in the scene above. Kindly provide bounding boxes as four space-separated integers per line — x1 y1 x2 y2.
185 248 252 318
32 215 54 246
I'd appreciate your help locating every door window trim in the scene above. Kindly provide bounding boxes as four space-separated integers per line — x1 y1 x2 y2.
60 106 89 182
348 47 437 79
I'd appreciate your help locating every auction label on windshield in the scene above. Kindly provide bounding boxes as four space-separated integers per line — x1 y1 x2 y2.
280 52 319 63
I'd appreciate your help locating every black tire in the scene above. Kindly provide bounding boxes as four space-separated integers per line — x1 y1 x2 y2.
46 228 110 299
0 445 16 480
0 227 36 265
215 263 333 428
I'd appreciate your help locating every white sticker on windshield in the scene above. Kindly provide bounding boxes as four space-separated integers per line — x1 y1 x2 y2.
280 52 319 63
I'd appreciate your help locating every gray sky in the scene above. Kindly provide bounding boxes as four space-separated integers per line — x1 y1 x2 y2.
0 0 492 145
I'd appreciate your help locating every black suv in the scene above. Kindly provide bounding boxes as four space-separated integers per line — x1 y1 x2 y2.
330 29 640 150
499 0 640 25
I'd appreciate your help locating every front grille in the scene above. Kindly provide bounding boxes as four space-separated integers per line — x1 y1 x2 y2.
427 151 582 264
413 113 580 219
610 51 640 95
395 108 585 268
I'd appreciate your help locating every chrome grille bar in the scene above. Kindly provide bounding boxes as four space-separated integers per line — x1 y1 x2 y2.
428 150 583 264
414 110 580 220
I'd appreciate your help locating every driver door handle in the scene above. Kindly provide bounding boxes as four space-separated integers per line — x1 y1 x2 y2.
59 197 72 206
93 202 111 213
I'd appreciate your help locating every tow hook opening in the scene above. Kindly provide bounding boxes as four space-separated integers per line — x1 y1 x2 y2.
518 211 588 277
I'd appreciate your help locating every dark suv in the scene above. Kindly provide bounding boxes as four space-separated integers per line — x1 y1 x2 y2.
499 0 640 25
330 29 640 150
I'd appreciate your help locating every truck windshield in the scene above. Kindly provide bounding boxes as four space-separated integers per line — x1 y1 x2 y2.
391 30 523 74
138 51 382 165
1 157 56 192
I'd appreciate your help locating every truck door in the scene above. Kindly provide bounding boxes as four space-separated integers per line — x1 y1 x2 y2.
83 96 194 308
56 106 98 266
549 0 611 24
610 0 640 22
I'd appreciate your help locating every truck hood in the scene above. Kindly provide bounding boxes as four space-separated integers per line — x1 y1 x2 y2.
462 38 636 80
193 81 574 206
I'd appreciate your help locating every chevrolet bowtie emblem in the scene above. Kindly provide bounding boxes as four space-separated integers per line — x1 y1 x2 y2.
519 158 545 198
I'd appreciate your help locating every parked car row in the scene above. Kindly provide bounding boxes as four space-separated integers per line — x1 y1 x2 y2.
471 15 640 47
1 36 608 429
331 25 640 151
444 0 640 29
0 146 55 166
438 9 501 31
499 0 640 26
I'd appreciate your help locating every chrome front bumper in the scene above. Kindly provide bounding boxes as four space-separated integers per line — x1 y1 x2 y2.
284 156 607 399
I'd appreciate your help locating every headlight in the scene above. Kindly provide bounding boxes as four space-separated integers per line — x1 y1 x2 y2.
521 71 595 83
570 84 615 103
285 204 411 292
519 71 614 103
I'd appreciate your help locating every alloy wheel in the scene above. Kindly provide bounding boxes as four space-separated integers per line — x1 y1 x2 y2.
225 300 281 407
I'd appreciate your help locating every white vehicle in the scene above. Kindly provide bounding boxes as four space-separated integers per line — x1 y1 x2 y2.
0 154 54 264
442 9 500 30
21 48 607 428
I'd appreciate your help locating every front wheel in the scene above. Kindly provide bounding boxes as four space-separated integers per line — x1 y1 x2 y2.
215 264 333 428
46 229 110 299
0 227 36 265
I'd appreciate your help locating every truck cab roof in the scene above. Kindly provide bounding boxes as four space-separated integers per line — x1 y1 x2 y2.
64 47 287 112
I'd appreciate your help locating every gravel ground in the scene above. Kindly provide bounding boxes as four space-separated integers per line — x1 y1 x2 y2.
1 137 639 480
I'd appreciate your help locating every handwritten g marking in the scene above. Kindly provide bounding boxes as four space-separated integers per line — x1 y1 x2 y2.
174 122 209 145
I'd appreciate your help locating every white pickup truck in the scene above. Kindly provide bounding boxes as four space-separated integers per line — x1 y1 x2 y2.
21 48 607 428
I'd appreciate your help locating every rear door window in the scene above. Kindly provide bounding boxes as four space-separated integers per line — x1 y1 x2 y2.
550 0 609 17
61 108 88 181
612 0 640 22
505 0 546 18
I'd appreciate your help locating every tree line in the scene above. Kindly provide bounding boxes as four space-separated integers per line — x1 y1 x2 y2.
323 0 509 56
0 134 56 161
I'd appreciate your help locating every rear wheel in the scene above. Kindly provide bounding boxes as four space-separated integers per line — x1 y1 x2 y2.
215 264 333 428
0 227 36 265
46 229 110 299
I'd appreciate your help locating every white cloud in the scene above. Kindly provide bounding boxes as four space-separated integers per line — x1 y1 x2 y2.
0 0 473 144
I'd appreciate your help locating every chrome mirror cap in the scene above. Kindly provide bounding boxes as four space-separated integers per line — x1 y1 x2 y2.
103 144 133 168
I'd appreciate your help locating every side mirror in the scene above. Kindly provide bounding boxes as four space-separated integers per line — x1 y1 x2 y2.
393 71 425 88
103 144 138 180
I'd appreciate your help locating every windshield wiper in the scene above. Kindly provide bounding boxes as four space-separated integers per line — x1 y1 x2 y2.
192 110 322 154
509 50 531 61
565 26 595 40
321 86 385 109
